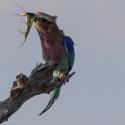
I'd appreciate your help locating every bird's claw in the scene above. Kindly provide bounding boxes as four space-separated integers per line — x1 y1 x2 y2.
60 75 69 85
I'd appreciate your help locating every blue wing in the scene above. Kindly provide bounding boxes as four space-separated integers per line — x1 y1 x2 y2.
64 36 75 72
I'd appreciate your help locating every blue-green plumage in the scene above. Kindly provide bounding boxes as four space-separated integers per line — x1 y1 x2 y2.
64 36 75 73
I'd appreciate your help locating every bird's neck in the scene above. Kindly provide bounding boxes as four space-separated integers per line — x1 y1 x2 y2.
36 27 52 48
36 25 64 48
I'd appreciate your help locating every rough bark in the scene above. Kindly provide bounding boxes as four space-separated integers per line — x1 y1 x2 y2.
0 63 75 124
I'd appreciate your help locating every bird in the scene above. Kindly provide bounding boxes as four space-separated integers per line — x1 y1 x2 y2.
25 12 75 115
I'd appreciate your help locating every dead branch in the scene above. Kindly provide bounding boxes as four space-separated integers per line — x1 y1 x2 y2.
0 63 75 124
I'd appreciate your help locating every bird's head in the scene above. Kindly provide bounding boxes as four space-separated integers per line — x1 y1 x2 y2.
25 12 57 32
20 12 63 46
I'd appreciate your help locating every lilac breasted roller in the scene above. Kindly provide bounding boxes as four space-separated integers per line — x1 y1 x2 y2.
26 12 75 115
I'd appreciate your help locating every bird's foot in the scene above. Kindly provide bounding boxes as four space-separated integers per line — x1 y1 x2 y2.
60 74 69 85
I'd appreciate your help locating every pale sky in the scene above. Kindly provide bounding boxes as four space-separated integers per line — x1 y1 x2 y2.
0 0 125 125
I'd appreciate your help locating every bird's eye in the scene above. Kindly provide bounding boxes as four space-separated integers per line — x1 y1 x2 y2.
41 18 47 22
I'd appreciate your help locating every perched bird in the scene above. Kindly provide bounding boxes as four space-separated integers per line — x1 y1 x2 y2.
26 12 75 115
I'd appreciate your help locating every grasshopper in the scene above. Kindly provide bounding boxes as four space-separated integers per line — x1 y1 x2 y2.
19 14 35 47
15 4 35 47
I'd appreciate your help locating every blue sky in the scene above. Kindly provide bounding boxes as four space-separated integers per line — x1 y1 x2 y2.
0 0 125 125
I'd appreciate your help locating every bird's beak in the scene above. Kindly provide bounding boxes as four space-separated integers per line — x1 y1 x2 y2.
21 12 35 18
26 13 35 17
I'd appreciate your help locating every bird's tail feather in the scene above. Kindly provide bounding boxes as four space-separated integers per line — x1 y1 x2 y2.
39 99 54 115
39 88 61 115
